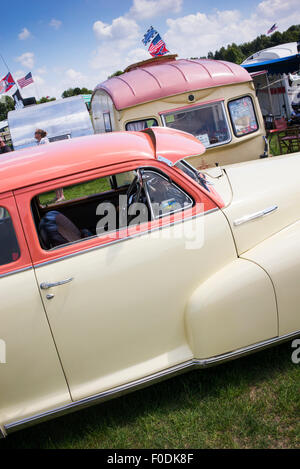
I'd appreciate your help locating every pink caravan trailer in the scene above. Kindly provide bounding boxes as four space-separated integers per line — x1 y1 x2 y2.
91 55 267 169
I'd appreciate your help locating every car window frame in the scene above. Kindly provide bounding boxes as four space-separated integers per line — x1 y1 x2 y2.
15 160 219 266
0 193 32 277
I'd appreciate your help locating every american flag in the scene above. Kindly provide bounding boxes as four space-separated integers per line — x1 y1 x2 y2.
148 33 169 57
267 23 278 34
17 72 34 89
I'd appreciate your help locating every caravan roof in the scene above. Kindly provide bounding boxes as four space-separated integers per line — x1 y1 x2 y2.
95 57 251 111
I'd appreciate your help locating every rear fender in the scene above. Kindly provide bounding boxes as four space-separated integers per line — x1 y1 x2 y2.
185 258 278 359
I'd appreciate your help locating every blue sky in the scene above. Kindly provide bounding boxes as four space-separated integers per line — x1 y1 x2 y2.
0 0 297 99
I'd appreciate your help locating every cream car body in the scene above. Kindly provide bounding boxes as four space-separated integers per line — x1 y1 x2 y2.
0 128 299 437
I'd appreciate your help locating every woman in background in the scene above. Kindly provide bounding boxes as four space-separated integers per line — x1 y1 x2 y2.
34 129 49 145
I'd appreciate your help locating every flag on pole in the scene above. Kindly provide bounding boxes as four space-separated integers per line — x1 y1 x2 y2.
17 72 34 89
148 33 169 57
12 89 24 109
142 26 157 45
0 73 16 94
267 23 278 34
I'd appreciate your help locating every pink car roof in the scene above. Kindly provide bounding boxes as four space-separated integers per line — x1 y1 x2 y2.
0 128 205 194
95 57 252 110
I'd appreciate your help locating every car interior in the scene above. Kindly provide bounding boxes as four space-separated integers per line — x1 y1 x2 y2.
31 167 194 251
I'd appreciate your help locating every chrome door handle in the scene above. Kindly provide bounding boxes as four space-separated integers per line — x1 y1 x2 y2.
233 205 278 226
40 277 74 290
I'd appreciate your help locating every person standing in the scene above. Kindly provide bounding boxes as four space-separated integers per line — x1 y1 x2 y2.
34 129 50 145
0 137 12 154
34 129 64 202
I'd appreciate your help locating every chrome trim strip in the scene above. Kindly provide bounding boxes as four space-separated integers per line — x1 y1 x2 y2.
0 266 32 279
34 207 218 269
233 205 278 226
157 155 174 167
4 329 300 435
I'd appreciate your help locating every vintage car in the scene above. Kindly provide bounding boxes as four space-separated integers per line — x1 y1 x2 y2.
0 127 299 437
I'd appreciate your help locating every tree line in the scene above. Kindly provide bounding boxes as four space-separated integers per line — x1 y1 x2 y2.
206 24 300 64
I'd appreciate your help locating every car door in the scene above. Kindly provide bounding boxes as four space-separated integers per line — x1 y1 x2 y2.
19 164 238 403
222 155 300 338
0 193 71 429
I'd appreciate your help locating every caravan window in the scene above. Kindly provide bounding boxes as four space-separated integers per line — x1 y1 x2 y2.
161 102 231 148
228 96 258 137
125 119 158 131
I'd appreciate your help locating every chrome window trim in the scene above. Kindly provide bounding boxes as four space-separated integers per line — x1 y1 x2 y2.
161 101 232 149
34 208 218 269
4 328 300 436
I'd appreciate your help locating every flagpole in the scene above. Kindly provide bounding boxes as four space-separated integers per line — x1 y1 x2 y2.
33 74 40 101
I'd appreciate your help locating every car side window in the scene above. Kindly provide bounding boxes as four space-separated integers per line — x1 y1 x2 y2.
0 207 20 266
32 170 139 250
143 171 193 218
32 168 193 251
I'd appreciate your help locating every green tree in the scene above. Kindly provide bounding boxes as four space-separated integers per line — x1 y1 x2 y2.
37 96 56 104
224 43 245 64
0 96 15 121
62 87 93 98
209 24 300 64
107 70 124 79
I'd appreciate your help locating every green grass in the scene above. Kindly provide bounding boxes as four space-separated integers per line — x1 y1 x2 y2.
268 133 284 157
268 132 299 157
0 342 299 449
39 177 111 206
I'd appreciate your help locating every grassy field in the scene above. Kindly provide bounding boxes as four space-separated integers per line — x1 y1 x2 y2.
268 132 295 157
39 177 111 206
0 342 299 449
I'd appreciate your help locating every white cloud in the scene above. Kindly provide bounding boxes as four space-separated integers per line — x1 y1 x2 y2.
90 0 184 80
32 74 45 86
15 52 35 68
164 0 300 58
35 66 47 75
13 70 26 80
49 19 62 30
18 28 31 40
257 0 298 18
65 68 87 84
90 45 149 80
93 16 140 48
129 0 182 20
